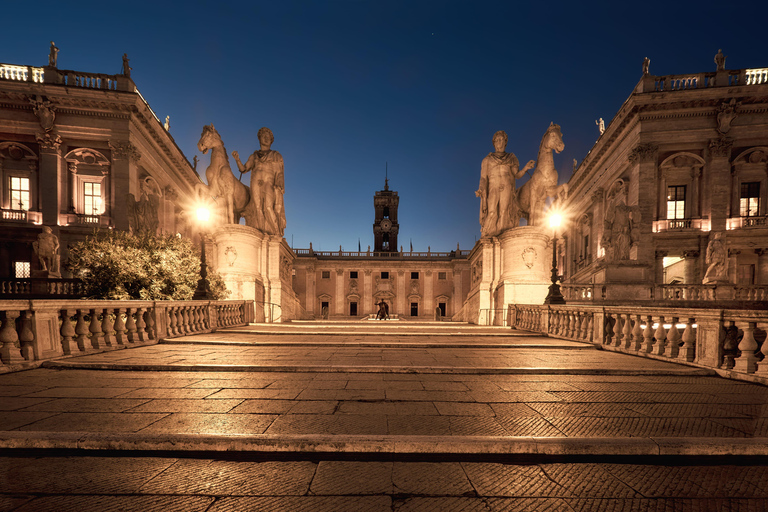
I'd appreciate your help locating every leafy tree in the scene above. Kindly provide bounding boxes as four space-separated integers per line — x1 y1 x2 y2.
67 230 229 300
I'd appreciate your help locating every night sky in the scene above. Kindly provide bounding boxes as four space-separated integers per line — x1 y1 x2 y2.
2 1 765 252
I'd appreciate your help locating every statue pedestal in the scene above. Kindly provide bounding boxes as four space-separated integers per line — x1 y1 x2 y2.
497 226 552 306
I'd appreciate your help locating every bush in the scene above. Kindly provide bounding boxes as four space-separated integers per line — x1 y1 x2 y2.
67 230 229 300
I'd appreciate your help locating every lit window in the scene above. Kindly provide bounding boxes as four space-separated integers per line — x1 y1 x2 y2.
10 177 30 211
740 182 760 217
14 261 30 278
666 185 686 220
438 272 446 280
83 182 102 215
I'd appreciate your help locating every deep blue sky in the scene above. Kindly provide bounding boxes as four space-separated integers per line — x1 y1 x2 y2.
3 1 765 251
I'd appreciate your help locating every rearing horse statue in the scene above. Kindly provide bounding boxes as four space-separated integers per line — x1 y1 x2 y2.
197 124 250 224
518 122 567 226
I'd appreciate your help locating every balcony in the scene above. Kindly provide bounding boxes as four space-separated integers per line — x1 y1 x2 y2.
727 216 768 229
1 209 42 224
653 218 708 232
63 213 111 227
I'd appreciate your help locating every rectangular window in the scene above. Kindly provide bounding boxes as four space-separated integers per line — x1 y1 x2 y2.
740 182 760 217
666 185 686 220
321 271 330 279
14 261 30 278
10 176 30 211
411 271 419 279
438 272 446 280
350 271 358 279
582 235 590 259
381 271 389 279
83 182 102 215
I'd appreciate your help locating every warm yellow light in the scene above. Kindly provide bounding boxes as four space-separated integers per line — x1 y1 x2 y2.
196 207 210 223
549 213 562 228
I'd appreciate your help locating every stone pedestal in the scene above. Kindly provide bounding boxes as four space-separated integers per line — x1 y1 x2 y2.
497 226 552 307
213 225 264 321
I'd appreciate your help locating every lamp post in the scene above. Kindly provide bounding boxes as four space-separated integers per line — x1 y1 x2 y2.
193 206 212 300
544 212 566 305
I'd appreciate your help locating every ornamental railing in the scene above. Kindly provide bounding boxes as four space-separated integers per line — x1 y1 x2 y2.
294 249 471 259
509 304 768 382
0 299 254 368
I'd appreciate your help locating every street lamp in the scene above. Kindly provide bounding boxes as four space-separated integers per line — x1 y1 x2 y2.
193 206 212 300
544 212 566 304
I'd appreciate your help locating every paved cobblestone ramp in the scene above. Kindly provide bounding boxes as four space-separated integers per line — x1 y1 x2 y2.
1 322 767 509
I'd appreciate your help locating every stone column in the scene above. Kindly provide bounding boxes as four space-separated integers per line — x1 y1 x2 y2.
37 138 62 225
363 270 373 315
424 270 434 317
682 250 700 284
335 269 344 315
628 143 658 264
655 250 667 284
265 236 284 321
109 140 141 231
305 265 316 316
707 138 733 232
397 270 406 316
452 268 462 319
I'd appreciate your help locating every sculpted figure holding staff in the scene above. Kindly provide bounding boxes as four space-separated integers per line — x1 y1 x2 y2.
233 127 286 236
476 130 535 237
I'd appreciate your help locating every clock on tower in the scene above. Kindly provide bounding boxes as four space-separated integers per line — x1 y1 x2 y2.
373 178 399 252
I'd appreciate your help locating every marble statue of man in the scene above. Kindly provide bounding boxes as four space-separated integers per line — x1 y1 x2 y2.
475 130 535 237
714 49 726 71
48 41 58 68
233 127 286 236
33 226 60 277
703 232 728 284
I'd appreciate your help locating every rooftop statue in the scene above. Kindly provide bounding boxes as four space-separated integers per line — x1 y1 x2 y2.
122 53 131 77
715 49 726 71
197 124 250 224
642 56 650 75
518 122 567 226
48 41 58 68
233 127 286 236
476 130 535 237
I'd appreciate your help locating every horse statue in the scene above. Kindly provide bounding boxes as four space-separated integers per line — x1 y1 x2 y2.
518 122 568 226
197 124 250 224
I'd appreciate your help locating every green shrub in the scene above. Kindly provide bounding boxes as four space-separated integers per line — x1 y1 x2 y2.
67 230 229 300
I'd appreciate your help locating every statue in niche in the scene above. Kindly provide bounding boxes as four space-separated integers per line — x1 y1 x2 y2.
476 130 535 237
233 127 286 235
33 226 60 278
642 57 650 75
602 200 639 262
122 53 131 77
127 178 160 235
703 232 728 284
715 49 726 71
48 42 58 68
197 124 250 224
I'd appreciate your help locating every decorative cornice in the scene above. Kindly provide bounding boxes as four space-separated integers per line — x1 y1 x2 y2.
108 140 141 163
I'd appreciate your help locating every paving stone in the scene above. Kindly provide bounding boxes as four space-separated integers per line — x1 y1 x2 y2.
434 402 496 416
17 412 168 433
186 379 274 388
394 497 490 511
563 498 768 511
228 399 294 414
487 497 575 511
496 417 564 436
622 403 755 418
138 459 316 495
21 387 139 399
387 415 451 435
310 461 393 495
127 398 243 413
332 414 388 434
610 417 748 437
489 403 544 417
287 400 338 414
118 388 220 399
337 400 439 416
449 416 508 436
21 398 151 413
297 389 386 401
208 496 392 511
526 403 637 418
206 388 302 399
392 462 474 496
539 463 641 498
11 495 214 512
463 463 569 497
0 396 54 410
265 415 337 434
138 412 276 434
600 465 716 498
0 456 176 493
422 381 470 391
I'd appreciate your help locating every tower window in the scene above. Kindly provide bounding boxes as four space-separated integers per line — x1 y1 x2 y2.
666 185 686 220
9 177 30 211
740 182 760 217
381 271 389 279
350 271 358 279
411 272 419 279
383 207 390 218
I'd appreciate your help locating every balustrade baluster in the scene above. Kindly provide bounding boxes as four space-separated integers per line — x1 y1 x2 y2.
679 317 696 362
578 312 588 340
734 321 759 374
175 307 185 334
74 309 89 351
653 316 667 356
631 314 643 351
667 317 681 358
167 307 177 336
567 312 576 338
613 313 624 347
622 314 632 349
202 305 210 330
114 308 126 345
101 308 114 347
19 311 34 360
193 306 202 331
721 321 738 369
604 313 614 345
145 309 156 340
135 307 147 342
60 309 77 354
642 315 654 353
125 308 137 343
88 308 104 349
182 307 192 334
0 310 23 364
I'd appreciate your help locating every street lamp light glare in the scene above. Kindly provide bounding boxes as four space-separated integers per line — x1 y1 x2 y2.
196 207 210 223
549 213 562 228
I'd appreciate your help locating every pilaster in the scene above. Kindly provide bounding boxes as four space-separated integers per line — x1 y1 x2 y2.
424 270 434 315
628 143 658 264
707 137 733 232
109 139 141 231
335 269 344 315
37 137 62 225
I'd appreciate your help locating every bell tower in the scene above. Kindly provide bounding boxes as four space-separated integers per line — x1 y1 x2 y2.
373 178 399 252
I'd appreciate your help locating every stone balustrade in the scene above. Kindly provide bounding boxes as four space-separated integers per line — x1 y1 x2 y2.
0 279 87 299
0 299 254 369
510 304 768 382
562 283 767 305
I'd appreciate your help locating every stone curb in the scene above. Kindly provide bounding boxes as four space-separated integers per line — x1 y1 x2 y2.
220 330 524 337
160 340 592 349
0 432 766 457
39 361 717 375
